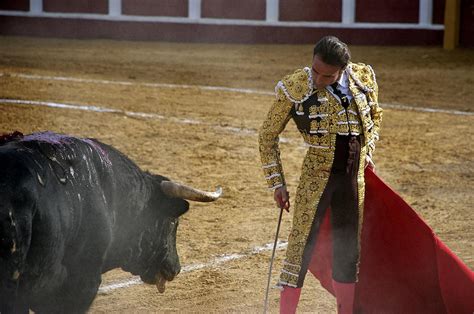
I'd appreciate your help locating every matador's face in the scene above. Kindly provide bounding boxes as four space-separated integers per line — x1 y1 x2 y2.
311 55 344 90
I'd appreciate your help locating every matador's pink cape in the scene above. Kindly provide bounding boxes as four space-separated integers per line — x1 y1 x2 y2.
308 168 474 314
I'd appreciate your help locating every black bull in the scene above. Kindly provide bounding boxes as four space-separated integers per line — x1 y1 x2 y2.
0 132 221 313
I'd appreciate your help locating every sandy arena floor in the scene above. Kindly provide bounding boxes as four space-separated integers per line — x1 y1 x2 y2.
0 36 473 313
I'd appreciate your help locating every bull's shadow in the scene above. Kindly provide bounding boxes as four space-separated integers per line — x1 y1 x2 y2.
0 131 222 314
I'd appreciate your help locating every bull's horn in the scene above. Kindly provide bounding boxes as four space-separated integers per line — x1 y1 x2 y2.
160 181 222 202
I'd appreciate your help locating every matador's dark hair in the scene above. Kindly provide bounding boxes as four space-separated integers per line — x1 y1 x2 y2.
313 36 351 68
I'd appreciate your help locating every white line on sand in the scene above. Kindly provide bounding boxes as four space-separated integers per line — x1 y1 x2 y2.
0 99 258 137
98 241 288 294
2 72 273 96
1 72 472 116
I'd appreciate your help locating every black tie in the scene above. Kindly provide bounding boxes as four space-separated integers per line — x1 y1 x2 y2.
331 83 349 109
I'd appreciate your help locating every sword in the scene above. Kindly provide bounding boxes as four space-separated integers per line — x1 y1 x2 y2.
263 206 284 314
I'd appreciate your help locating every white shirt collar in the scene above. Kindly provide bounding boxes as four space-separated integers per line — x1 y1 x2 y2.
337 70 349 88
327 70 353 100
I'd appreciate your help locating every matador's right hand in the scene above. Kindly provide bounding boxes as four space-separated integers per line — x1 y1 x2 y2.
274 186 290 212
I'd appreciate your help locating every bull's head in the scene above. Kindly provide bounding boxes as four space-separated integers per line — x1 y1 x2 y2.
125 176 222 293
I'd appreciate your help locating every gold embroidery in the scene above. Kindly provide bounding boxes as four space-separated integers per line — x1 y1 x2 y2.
281 68 313 102
332 99 363 135
347 63 383 157
258 88 293 189
354 145 367 281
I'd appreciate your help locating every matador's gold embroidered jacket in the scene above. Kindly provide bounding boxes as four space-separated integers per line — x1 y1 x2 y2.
258 62 383 287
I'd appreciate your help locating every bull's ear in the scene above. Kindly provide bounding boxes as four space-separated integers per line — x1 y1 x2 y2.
160 198 189 218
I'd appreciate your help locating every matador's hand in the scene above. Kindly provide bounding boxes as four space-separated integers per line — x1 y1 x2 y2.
365 155 375 170
274 186 290 212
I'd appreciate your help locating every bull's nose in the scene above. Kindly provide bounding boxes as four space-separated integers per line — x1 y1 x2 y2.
167 270 179 281
162 264 180 281
174 264 181 276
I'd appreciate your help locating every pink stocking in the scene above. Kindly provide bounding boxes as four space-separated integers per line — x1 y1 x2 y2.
280 286 302 314
332 280 355 314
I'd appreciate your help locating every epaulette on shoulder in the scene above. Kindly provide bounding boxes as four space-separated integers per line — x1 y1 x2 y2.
275 67 313 104
347 62 377 93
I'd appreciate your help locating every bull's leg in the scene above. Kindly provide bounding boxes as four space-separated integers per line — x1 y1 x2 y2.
35 236 109 313
0 280 17 314
11 292 29 314
55 271 102 314
0 278 29 314
33 270 102 314
11 303 29 314
34 206 111 314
